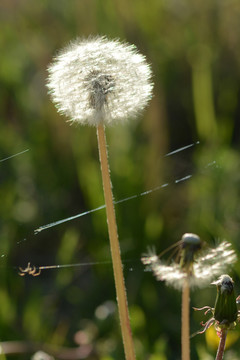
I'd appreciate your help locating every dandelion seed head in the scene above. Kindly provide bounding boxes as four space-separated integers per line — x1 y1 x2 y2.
47 36 153 126
142 240 236 290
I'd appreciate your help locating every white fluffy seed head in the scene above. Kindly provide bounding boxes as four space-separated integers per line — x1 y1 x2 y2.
47 36 153 126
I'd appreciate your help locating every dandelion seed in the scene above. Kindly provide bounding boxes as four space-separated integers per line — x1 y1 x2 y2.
47 36 153 126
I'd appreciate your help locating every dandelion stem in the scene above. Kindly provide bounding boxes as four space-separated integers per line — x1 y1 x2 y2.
215 330 227 360
97 123 136 360
182 281 190 360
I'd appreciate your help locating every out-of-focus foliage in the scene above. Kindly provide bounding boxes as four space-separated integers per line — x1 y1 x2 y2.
0 1 240 359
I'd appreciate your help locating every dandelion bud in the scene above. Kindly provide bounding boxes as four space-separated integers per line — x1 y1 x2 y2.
47 36 153 126
212 275 238 326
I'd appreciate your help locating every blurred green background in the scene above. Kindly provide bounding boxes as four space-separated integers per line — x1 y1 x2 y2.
0 0 240 359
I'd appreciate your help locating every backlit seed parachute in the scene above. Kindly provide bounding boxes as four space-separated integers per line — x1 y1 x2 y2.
47 36 153 126
142 241 237 290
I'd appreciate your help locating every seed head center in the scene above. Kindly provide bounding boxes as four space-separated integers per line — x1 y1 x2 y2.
85 71 115 110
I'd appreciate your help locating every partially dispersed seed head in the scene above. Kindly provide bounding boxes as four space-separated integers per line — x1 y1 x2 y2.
141 240 236 290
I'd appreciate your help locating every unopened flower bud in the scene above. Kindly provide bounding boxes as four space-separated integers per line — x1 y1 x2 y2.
212 274 238 326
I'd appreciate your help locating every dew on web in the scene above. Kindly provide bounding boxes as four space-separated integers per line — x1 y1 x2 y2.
16 258 141 276
33 176 189 234
33 161 216 236
0 149 29 163
16 238 27 245
164 141 200 157
2 140 219 276
17 260 114 276
34 141 202 235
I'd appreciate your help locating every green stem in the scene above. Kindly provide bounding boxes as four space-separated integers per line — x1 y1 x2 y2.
182 281 190 360
97 123 136 360
215 330 227 360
